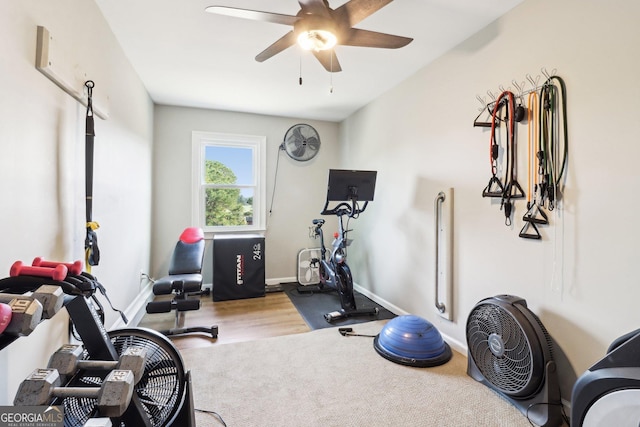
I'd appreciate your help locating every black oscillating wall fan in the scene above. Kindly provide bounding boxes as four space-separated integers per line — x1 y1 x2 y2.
281 123 321 161
466 295 563 427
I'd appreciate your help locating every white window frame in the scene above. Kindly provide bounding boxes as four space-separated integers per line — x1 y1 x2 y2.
191 131 266 234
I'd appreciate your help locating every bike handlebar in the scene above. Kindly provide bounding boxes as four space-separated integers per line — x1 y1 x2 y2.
321 201 360 217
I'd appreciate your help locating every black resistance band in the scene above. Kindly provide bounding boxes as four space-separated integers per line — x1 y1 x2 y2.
482 91 524 226
538 76 568 211
482 95 507 198
84 81 100 271
501 91 525 226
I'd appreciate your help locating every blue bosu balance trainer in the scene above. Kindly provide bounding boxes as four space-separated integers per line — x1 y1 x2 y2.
374 315 452 367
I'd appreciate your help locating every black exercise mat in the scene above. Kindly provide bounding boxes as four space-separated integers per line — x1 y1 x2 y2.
282 283 396 330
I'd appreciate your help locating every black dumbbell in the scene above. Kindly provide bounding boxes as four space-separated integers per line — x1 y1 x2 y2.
14 368 135 418
48 344 147 383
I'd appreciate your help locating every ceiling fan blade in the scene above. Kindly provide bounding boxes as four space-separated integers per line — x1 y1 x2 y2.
255 31 297 62
341 28 412 48
298 0 332 17
335 0 394 27
312 49 342 72
205 6 299 26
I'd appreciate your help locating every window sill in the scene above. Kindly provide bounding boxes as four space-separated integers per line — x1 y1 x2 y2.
204 229 266 240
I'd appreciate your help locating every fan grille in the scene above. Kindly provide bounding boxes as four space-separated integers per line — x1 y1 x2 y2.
298 248 321 285
62 328 186 427
283 124 320 161
61 376 102 426
466 302 538 395
110 328 186 426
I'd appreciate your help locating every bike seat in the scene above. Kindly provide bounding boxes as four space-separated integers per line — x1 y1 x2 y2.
313 219 325 225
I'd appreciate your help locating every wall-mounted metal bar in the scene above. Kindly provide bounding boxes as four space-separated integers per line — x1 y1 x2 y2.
434 189 453 321
35 26 109 120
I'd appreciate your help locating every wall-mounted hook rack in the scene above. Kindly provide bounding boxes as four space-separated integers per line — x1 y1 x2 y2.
475 67 559 112
473 68 568 242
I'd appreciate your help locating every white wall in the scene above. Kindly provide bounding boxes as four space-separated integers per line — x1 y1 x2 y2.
0 0 153 403
341 0 640 400
152 105 340 284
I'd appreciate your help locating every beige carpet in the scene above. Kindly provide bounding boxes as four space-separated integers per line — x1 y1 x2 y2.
181 320 533 427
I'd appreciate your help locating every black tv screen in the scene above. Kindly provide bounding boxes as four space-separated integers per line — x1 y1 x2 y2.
326 169 377 201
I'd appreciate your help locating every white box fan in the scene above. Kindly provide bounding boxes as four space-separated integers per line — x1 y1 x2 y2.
297 248 321 286
466 295 563 427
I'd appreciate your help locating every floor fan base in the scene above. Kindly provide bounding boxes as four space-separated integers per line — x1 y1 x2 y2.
467 357 562 427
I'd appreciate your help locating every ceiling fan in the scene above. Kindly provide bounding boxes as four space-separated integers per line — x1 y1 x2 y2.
205 0 413 72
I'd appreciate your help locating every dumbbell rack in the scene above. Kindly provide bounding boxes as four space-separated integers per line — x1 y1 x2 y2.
0 321 25 350
0 259 90 350
0 259 195 427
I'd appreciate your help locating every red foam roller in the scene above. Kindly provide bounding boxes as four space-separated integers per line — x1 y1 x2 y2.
32 257 83 275
10 261 68 281
0 303 12 334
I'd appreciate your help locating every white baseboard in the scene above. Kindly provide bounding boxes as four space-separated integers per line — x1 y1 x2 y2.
206 278 297 290
266 276 297 286
353 283 409 316
353 283 468 355
438 332 467 356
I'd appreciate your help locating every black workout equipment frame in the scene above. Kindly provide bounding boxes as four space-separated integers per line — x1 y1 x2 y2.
571 328 640 426
146 227 217 338
1 270 194 427
299 169 379 322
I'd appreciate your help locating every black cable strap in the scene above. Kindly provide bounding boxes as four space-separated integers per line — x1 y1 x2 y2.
482 97 506 198
84 81 100 268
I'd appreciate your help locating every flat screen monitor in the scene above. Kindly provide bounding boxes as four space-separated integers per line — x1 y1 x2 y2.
326 169 377 201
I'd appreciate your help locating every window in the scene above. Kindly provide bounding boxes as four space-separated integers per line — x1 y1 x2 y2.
192 131 266 233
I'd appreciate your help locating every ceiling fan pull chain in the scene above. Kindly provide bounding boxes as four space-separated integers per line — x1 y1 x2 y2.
329 51 334 93
299 55 303 85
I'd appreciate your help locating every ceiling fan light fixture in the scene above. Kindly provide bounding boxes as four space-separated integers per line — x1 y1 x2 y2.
297 29 337 51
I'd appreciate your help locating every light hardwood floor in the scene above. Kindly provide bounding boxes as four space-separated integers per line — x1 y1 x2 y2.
137 291 310 351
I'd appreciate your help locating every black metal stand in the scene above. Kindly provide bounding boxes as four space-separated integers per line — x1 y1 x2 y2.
296 283 334 294
2 282 195 426
155 290 218 339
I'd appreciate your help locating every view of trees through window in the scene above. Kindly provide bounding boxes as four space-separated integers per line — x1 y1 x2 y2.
193 132 265 233
204 159 253 227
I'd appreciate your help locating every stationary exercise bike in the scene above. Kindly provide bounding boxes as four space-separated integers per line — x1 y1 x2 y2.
300 169 379 322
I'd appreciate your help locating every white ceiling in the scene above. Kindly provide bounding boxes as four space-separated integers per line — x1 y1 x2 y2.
95 0 522 122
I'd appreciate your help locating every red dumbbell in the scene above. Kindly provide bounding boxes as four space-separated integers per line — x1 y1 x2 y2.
10 261 68 282
0 303 12 334
32 257 83 276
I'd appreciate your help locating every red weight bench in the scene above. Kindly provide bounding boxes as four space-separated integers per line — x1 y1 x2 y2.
145 227 217 338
